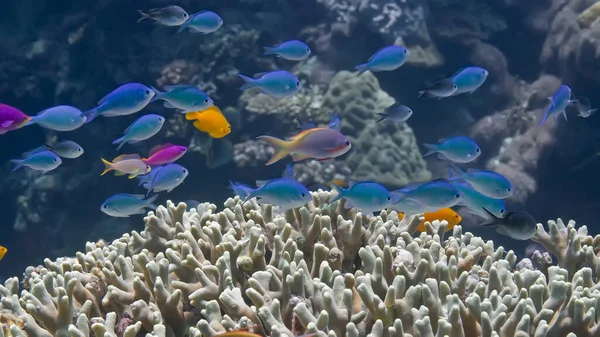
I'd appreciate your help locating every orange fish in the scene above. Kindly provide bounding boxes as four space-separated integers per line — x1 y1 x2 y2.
397 208 462 232
0 245 7 261
185 105 231 138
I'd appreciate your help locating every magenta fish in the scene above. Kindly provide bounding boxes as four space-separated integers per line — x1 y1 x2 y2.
141 143 187 166
0 104 31 135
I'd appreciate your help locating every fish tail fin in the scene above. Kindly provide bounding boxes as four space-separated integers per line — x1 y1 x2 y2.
150 86 164 102
328 183 345 203
145 194 159 210
422 143 439 157
447 164 465 179
177 21 189 33
100 158 113 176
112 136 126 150
83 108 99 123
417 90 427 100
263 46 277 55
9 159 24 171
257 135 291 165
137 10 152 23
24 116 37 127
238 74 256 91
375 113 387 123
354 63 370 76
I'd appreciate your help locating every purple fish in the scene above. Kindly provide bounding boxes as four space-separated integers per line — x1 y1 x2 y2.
0 104 31 135
142 143 188 166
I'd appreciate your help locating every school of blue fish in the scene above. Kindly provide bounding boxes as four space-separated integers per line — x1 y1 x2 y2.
1 3 594 242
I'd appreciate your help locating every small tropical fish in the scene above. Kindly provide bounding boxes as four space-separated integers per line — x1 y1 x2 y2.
44 140 84 159
448 165 512 199
451 67 489 95
151 85 213 114
329 181 395 214
10 148 62 173
397 208 462 232
244 178 312 212
540 84 574 125
0 246 6 261
417 78 458 99
480 207 537 240
101 154 151 179
0 103 31 135
142 163 188 195
112 114 165 151
450 181 506 218
238 70 301 98
376 103 413 123
263 40 311 61
100 193 159 218
258 128 351 165
137 6 189 26
229 181 254 199
26 105 86 131
185 105 231 138
574 96 597 118
177 10 223 34
142 143 187 166
136 166 163 186
83 83 155 123
355 45 409 76
392 180 463 209
423 136 481 163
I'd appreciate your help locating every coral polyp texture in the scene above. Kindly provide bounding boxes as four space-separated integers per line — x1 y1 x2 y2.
1 193 600 337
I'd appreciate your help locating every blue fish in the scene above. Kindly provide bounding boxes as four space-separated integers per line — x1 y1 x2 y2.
244 178 312 212
10 148 62 173
44 141 84 159
263 40 311 61
177 10 223 34
423 136 481 163
137 166 164 186
100 193 158 217
329 181 395 214
83 83 155 123
539 85 574 125
112 114 165 151
392 180 463 209
449 181 506 218
238 70 301 98
229 181 254 199
376 103 413 123
355 45 409 76
27 105 86 131
451 67 489 95
151 85 213 114
448 165 512 199
142 163 188 195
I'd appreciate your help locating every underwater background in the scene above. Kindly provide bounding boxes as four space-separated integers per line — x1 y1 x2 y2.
1 0 600 301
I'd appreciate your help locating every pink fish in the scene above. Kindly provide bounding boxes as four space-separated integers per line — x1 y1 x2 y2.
142 143 187 166
0 104 31 135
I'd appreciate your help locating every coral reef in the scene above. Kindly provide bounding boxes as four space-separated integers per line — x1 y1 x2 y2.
1 194 599 336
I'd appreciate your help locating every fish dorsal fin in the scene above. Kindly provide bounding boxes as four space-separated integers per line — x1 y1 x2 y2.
163 84 196 91
368 46 390 62
255 179 271 188
289 127 326 141
23 146 48 157
149 143 174 156
97 90 115 105
451 67 468 78
253 72 268 79
348 180 358 187
36 108 50 116
129 194 147 199
466 168 480 174
114 154 141 162
403 181 424 191
438 137 449 143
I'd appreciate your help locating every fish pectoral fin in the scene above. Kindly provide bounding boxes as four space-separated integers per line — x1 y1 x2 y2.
1 120 14 127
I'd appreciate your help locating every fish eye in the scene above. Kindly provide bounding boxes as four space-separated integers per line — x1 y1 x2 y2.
500 209 505 214
403 50 407 54
146 90 151 95
204 99 209 103
508 188 512 192
53 158 57 162
228 125 231 129
296 80 300 87
183 169 187 173
455 215 459 218
184 13 188 17
78 148 82 151
455 193 460 198
386 196 391 201
306 47 310 51
301 193 306 197
476 148 481 153
453 84 458 89
345 140 350 146
103 205 108 209
219 18 223 23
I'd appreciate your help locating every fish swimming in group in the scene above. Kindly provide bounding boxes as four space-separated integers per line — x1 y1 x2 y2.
10 147 62 173
392 180 463 209
397 208 463 232
573 96 597 118
238 70 301 98
329 181 395 214
451 67 489 95
151 85 214 114
448 165 513 199
185 105 231 138
243 178 312 211
423 136 481 163
100 193 159 217
26 105 86 131
258 127 351 165
141 163 188 195
0 103 31 135
417 78 458 99
101 154 151 179
376 103 413 123
479 207 537 240
355 45 410 76
112 114 165 150
540 84 574 125
141 143 187 167
449 180 506 218
44 140 84 159
83 83 155 123
177 10 223 34
263 40 311 61
0 245 6 261
137 6 189 26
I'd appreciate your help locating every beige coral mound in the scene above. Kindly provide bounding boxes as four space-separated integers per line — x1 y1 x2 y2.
0 194 599 337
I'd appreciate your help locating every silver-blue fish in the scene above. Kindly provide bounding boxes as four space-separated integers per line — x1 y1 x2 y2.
177 10 223 34
376 103 413 123
574 96 597 118
27 105 86 131
142 163 188 195
417 78 458 99
137 6 189 26
151 85 214 113
448 165 512 199
540 85 573 125
238 70 301 98
392 180 463 209
329 181 395 214
451 67 489 95
100 193 158 217
480 208 536 240
244 178 312 212
390 196 437 215
112 114 165 151
263 40 311 61
423 136 481 163
44 140 84 159
83 83 155 123
450 181 506 218
10 148 62 173
355 45 409 76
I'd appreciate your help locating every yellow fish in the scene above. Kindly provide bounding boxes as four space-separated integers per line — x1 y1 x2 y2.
398 208 462 232
0 245 7 261
101 154 151 179
185 106 231 138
